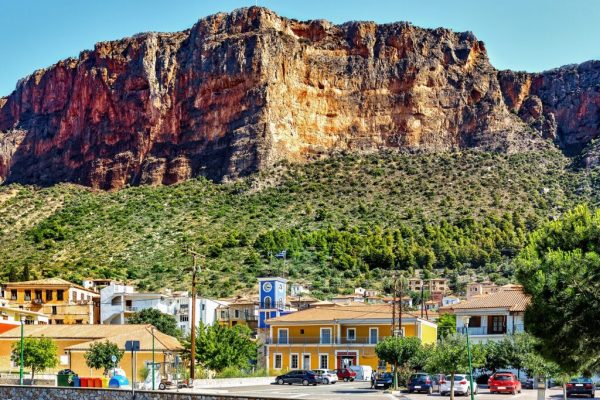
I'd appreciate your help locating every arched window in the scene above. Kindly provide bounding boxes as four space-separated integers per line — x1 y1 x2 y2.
264 296 272 309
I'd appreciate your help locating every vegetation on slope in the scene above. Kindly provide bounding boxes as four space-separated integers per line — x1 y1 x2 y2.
1 149 598 297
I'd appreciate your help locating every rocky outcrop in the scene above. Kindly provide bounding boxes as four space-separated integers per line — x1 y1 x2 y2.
0 7 597 189
498 61 600 152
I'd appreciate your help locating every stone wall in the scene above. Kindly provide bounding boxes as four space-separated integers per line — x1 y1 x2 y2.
0 385 286 400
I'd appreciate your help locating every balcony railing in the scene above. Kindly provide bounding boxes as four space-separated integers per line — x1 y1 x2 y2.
265 336 390 345
461 324 525 336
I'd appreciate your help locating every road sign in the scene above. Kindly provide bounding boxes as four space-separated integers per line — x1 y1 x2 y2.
125 340 140 352
111 355 117 363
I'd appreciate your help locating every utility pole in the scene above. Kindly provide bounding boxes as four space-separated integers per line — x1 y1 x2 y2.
188 250 201 384
19 316 24 385
398 274 403 336
391 272 396 337
151 326 155 391
420 283 425 319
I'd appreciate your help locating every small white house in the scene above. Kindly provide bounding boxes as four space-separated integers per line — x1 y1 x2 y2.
443 285 529 344
290 283 310 297
442 296 461 307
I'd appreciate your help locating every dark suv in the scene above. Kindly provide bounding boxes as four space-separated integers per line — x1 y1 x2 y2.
408 373 437 394
275 370 318 386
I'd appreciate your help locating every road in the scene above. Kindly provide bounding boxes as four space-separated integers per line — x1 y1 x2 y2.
176 382 578 400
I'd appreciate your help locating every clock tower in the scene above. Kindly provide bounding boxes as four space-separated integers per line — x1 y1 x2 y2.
258 277 288 329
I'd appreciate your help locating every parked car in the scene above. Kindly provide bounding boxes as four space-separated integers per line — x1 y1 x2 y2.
521 378 534 390
567 377 596 398
489 372 522 394
314 369 338 384
336 367 357 382
374 372 394 389
275 370 318 386
440 374 478 396
408 373 439 394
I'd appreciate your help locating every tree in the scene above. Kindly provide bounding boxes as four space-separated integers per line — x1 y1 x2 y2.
188 323 258 372
426 334 485 400
375 336 422 390
11 336 58 383
516 205 600 373
128 308 180 338
436 314 456 339
84 341 124 375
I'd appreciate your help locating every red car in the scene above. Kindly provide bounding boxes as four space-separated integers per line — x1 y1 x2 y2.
488 372 522 394
336 368 356 382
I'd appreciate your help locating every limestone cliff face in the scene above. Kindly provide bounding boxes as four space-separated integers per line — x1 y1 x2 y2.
0 7 596 189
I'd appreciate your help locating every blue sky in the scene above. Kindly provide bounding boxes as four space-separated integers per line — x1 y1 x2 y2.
1 0 599 96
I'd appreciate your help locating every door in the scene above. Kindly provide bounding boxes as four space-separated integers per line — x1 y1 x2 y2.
303 354 311 370
321 328 332 344
369 328 378 344
278 329 288 344
337 352 357 368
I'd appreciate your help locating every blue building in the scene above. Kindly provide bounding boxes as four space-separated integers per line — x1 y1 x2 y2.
258 277 289 329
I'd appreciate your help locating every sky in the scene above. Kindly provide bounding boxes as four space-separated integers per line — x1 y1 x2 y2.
1 0 599 96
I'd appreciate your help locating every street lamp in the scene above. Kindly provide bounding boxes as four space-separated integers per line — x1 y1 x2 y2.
462 316 475 400
19 315 24 385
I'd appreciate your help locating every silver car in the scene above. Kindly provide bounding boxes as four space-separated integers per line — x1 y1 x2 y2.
314 369 338 384
440 374 478 396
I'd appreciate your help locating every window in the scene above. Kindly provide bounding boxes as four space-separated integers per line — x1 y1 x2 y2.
51 306 57 315
319 354 329 369
369 328 378 344
291 354 299 369
54 319 64 325
75 320 83 324
234 309 240 318
300 329 305 335
378 359 387 370
10 290 17 300
347 328 356 341
489 316 507 334
180 315 189 322
201 304 205 311
24 290 31 301
274 354 282 369
46 290 53 301
34 290 42 300
320 328 332 344
264 296 272 309
24 318 34 325
469 316 482 327
57 290 64 301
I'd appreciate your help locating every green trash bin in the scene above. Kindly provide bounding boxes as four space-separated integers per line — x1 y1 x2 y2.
57 372 75 387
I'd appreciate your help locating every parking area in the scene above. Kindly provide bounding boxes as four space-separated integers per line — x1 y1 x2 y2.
176 383 594 400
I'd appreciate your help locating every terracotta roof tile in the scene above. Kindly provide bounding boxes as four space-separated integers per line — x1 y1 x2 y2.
267 303 422 324
444 286 529 312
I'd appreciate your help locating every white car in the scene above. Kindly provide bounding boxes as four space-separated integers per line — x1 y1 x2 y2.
314 369 338 384
440 374 478 396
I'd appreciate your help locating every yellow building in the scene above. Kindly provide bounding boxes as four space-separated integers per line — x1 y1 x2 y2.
265 304 437 372
0 324 182 379
2 278 100 324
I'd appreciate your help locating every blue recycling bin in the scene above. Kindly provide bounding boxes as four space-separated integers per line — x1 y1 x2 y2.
109 375 129 388
73 376 80 387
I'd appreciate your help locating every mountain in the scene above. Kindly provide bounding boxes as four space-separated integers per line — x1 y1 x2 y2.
1 7 598 189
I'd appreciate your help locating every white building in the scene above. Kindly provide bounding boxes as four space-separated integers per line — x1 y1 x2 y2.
290 283 310 297
168 292 225 335
442 295 461 307
442 284 528 344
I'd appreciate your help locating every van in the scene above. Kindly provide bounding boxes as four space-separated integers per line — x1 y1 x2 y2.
349 365 373 381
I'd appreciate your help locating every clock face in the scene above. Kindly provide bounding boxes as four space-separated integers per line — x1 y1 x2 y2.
262 282 272 292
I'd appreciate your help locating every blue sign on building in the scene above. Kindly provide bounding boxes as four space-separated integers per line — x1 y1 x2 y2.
258 277 288 329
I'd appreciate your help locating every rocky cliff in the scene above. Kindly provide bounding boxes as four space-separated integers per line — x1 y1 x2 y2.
0 7 597 189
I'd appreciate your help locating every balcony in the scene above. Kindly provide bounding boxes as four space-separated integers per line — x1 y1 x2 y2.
462 324 525 336
265 336 390 345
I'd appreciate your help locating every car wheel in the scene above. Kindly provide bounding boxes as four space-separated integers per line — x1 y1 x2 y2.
158 383 166 390
344 377 349 382
441 392 446 396
278 378 284 385
324 378 329 385
350 378 355 382
302 379 309 386
429 387 434 395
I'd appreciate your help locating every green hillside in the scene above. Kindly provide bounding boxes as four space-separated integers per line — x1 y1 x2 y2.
1 149 598 298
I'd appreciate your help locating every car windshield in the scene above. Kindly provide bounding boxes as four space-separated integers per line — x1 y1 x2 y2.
411 374 429 381
572 378 593 383
494 375 513 381
380 373 393 379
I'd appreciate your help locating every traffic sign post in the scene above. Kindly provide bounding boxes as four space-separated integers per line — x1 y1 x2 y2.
125 340 140 393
